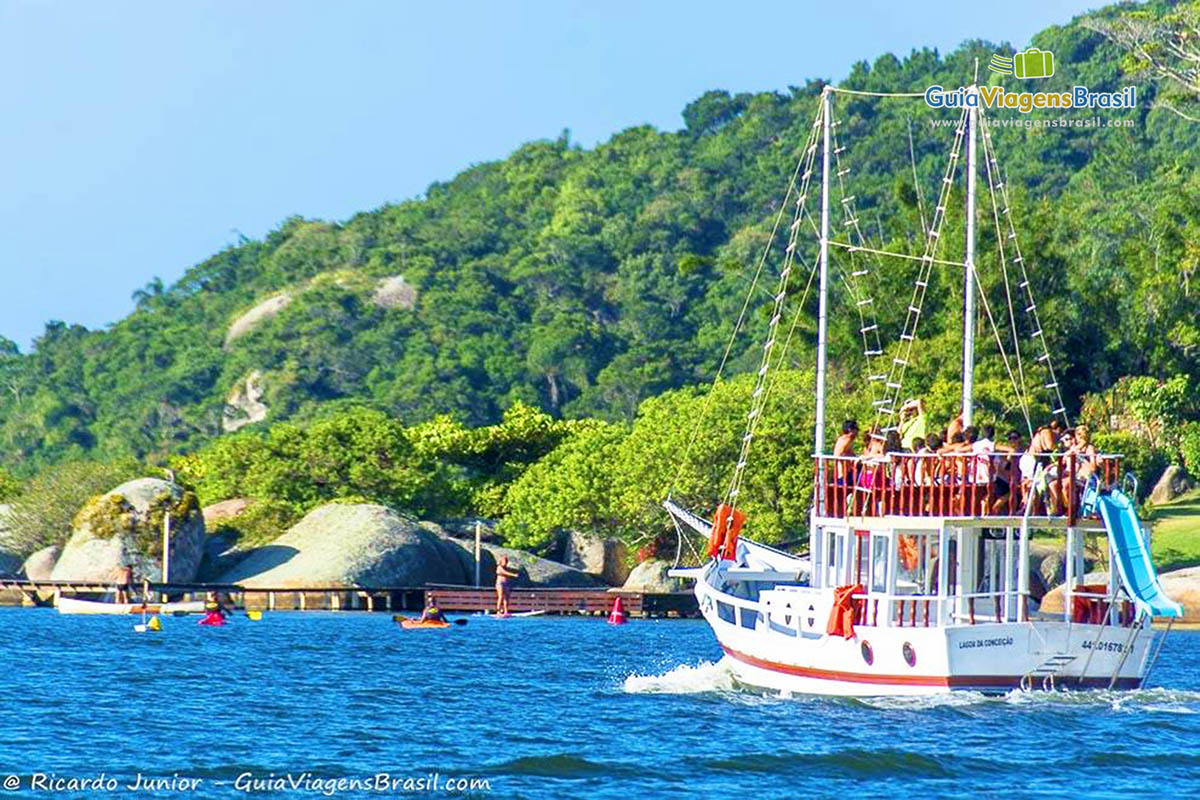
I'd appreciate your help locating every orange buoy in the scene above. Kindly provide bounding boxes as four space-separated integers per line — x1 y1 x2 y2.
608 596 628 626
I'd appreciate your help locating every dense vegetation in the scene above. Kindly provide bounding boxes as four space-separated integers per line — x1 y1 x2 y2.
2 2 1199 556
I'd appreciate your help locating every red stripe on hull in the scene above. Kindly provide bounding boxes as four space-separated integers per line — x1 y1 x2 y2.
721 644 1141 691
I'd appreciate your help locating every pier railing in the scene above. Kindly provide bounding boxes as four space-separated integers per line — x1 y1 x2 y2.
814 452 1123 524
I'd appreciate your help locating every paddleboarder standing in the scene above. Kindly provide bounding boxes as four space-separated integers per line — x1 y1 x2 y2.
494 556 518 616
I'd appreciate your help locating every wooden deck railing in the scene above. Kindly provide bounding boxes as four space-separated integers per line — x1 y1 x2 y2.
814 452 1123 524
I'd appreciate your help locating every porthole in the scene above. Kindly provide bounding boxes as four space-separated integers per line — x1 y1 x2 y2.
861 640 874 665
903 642 917 667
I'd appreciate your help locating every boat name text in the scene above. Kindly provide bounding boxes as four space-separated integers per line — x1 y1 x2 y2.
958 636 1015 650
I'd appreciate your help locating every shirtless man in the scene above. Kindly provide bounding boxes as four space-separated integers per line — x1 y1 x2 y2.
833 420 859 458
831 420 859 486
1023 422 1062 513
115 563 134 604
494 555 519 616
946 410 965 443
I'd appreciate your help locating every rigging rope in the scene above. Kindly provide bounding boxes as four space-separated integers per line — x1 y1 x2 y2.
829 108 886 410
978 118 1035 435
907 117 929 238
872 106 970 433
724 99 826 507
977 106 1072 427
667 100 823 497
827 240 965 268
827 87 927 98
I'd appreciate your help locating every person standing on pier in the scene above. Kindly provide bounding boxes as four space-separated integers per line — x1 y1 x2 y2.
494 556 519 616
115 563 134 604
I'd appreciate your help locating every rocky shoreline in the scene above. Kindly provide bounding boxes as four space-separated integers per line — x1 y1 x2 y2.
0 476 681 601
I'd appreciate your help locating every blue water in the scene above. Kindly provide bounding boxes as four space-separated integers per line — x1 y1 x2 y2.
2 609 1199 799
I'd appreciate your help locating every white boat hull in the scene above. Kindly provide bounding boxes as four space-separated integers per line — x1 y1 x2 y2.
695 541 1152 697
55 597 206 616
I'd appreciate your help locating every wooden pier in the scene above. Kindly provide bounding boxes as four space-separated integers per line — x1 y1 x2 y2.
0 578 699 617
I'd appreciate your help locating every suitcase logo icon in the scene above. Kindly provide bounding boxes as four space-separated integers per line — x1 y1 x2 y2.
989 48 1055 79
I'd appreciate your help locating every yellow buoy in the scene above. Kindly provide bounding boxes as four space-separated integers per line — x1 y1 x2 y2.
148 615 162 631
246 610 262 621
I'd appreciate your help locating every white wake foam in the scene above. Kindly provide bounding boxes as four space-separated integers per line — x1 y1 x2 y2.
623 658 738 694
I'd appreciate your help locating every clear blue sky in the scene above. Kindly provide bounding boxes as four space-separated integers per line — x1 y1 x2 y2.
0 0 1103 350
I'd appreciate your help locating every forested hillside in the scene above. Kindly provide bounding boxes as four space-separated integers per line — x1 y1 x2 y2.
2 2 1199 552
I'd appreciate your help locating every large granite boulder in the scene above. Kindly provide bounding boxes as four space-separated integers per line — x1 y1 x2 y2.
371 275 417 310
1039 571 1107 616
225 293 292 347
1150 465 1195 506
50 478 205 583
621 559 688 593
202 498 254 528
21 545 60 581
196 530 250 582
557 530 630 586
1159 567 1200 622
218 503 470 587
419 521 602 587
1040 568 1200 623
455 541 603 588
1037 550 1066 593
223 371 269 433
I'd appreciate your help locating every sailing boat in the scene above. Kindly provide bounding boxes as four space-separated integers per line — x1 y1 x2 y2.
665 83 1181 696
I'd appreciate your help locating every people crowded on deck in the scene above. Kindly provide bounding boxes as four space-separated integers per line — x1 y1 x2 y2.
822 401 1105 518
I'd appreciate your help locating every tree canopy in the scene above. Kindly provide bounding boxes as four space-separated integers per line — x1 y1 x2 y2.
1 2 1198 553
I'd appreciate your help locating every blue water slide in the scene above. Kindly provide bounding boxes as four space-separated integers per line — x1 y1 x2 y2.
1096 489 1183 618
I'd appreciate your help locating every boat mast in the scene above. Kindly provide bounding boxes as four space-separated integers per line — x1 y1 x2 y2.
814 88 832 458
960 86 978 427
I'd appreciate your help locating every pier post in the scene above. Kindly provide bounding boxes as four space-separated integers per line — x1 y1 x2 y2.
161 511 171 598
475 521 482 588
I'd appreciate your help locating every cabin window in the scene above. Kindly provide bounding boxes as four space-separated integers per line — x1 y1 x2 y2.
716 601 735 624
825 530 840 586
871 535 889 593
739 606 759 630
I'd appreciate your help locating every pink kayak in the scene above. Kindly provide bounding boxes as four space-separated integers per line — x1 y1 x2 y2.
198 612 227 627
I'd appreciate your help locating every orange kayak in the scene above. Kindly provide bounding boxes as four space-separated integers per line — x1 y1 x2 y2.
398 618 452 630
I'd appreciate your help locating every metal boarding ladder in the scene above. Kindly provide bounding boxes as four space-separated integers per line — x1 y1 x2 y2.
1021 653 1077 691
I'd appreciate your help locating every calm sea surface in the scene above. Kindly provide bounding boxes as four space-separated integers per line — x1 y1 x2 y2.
1 608 1198 799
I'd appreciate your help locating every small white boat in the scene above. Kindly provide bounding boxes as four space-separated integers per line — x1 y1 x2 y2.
55 596 206 616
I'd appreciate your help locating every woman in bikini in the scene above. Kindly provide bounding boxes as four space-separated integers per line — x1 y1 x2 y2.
494 555 519 616
1058 424 1099 509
